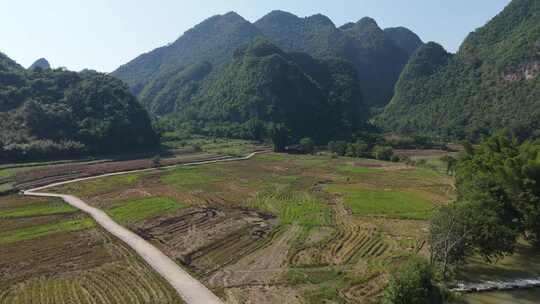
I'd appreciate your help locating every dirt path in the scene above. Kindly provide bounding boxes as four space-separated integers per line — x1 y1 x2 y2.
22 152 268 304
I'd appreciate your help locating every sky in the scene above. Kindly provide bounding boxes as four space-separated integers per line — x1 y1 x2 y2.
1 0 512 73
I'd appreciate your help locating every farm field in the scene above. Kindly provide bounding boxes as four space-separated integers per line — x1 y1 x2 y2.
0 195 184 303
0 139 267 195
47 152 455 303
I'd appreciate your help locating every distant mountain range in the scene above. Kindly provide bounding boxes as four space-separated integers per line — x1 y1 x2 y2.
112 11 423 118
3 0 534 162
378 0 540 140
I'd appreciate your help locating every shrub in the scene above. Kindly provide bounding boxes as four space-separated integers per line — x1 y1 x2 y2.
328 141 347 156
372 145 394 161
192 144 202 152
382 258 443 304
299 137 315 154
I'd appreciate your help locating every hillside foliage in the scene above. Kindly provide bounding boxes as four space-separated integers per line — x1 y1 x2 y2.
113 11 422 117
0 53 158 161
379 0 540 141
165 38 369 144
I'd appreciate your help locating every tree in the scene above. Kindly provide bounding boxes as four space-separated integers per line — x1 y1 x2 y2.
373 145 394 161
299 138 315 154
328 140 347 156
440 155 457 176
429 205 471 279
268 123 290 152
382 258 443 304
433 134 540 269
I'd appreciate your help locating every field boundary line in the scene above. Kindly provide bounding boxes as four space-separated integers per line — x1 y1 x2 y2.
22 151 270 304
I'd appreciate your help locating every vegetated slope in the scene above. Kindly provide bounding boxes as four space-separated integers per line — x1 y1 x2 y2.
0 52 23 72
255 12 417 107
176 38 368 143
384 27 424 57
113 11 422 116
112 12 262 115
378 0 540 140
0 53 158 161
28 58 51 70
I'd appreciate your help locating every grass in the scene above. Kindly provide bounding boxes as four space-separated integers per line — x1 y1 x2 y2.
161 166 223 187
0 196 185 244
0 202 77 219
248 186 332 228
163 136 258 157
287 267 348 303
337 165 383 175
0 169 12 179
464 289 540 304
459 240 540 282
52 174 140 197
0 218 94 244
107 197 186 224
325 185 435 220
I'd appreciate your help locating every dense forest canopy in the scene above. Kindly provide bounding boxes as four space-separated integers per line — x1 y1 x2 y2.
163 38 369 144
0 53 158 161
378 0 540 141
112 10 423 118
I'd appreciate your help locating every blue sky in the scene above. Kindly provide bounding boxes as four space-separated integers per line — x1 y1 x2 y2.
1 0 511 72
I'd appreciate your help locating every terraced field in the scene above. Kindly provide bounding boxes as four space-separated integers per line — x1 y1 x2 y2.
0 195 184 304
48 152 454 303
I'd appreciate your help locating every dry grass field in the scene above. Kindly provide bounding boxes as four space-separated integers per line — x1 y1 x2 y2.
44 152 455 303
0 195 184 304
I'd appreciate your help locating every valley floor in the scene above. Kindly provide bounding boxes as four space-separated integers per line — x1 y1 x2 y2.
2 149 535 303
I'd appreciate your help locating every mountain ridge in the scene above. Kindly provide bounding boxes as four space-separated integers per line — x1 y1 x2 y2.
112 10 423 115
378 0 540 140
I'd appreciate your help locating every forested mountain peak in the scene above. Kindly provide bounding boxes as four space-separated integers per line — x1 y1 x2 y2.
256 11 335 28
378 0 540 140
0 52 23 72
354 17 379 30
400 42 452 80
179 38 368 143
384 27 424 56
305 14 335 27
112 11 261 96
29 58 51 70
114 10 422 116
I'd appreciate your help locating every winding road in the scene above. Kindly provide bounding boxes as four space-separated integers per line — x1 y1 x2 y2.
23 152 266 304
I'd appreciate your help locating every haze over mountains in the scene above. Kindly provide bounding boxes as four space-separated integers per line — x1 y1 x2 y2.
112 10 424 118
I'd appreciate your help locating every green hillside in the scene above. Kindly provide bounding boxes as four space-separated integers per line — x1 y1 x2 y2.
378 0 540 140
171 38 368 143
0 53 158 161
384 27 424 57
112 12 262 111
256 13 414 107
113 11 422 116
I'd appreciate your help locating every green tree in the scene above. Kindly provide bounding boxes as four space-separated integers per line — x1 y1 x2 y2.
373 145 394 161
268 123 290 152
382 258 443 304
299 137 315 154
429 205 471 278
327 140 347 156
